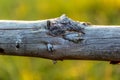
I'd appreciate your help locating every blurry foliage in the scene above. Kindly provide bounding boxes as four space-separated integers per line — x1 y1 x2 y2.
0 0 120 80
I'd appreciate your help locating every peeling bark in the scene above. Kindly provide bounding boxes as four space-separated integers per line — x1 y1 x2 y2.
0 14 120 64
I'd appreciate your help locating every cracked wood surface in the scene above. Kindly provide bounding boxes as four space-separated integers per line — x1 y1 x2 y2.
0 15 120 64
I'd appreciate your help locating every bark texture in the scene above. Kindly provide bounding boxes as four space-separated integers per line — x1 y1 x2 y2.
0 14 120 63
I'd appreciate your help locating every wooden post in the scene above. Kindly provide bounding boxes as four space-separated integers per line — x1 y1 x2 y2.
0 15 120 64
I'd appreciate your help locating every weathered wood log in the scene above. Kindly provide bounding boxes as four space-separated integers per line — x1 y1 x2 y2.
0 14 120 64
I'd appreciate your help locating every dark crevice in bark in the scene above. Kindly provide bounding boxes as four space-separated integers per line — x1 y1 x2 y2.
16 43 20 49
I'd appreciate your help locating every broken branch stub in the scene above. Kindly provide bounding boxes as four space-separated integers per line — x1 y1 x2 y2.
47 14 88 43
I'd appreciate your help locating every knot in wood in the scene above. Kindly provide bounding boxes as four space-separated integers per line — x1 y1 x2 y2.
47 14 86 36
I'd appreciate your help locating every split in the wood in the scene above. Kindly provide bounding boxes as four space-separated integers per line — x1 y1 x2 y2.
15 35 22 50
46 14 89 43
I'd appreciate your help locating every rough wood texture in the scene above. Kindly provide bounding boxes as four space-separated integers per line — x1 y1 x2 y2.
0 14 120 64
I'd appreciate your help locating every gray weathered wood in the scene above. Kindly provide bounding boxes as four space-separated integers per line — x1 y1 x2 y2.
0 15 120 63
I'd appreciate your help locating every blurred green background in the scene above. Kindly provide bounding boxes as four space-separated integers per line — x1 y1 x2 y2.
0 0 120 80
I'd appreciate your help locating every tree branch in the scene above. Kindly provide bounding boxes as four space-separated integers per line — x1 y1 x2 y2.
0 14 120 64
